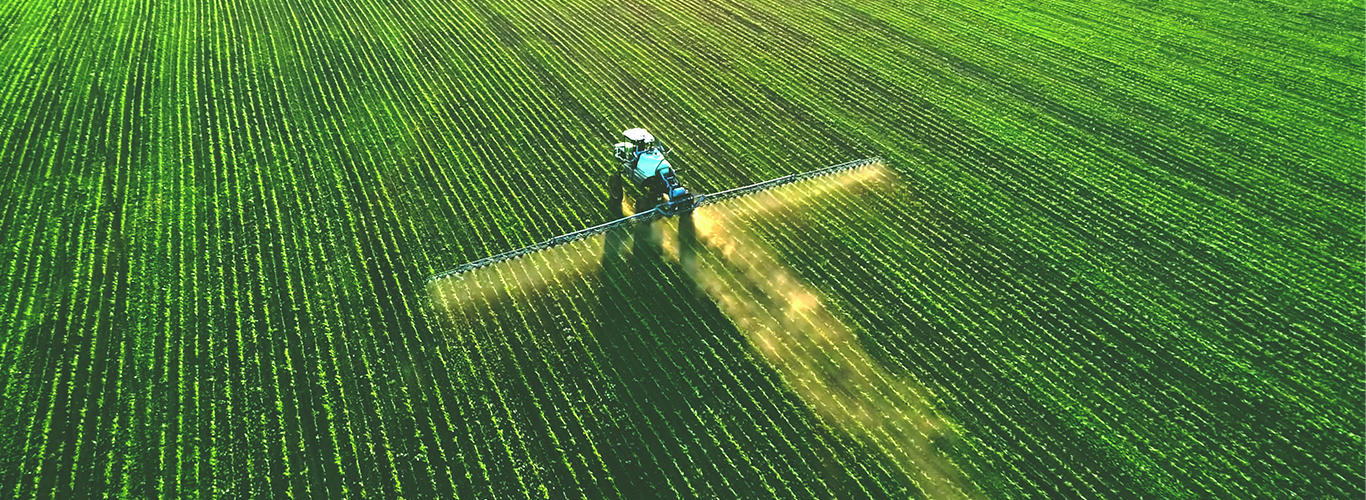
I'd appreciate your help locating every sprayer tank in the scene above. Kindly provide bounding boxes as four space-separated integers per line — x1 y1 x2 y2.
630 150 672 186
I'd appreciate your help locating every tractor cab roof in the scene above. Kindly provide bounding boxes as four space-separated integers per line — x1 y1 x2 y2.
622 128 654 144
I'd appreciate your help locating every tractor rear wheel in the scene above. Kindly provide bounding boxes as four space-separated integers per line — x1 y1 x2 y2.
608 172 623 201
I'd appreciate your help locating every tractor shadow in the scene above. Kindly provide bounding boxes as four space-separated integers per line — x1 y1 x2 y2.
594 167 986 500
591 194 676 497
588 191 881 498
590 194 753 497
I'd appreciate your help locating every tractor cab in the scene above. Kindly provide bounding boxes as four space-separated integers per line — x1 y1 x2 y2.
623 127 655 149
613 128 656 162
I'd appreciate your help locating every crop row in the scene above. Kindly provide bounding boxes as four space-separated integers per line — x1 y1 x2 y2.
732 156 1357 498
1 0 1357 497
428 218 915 498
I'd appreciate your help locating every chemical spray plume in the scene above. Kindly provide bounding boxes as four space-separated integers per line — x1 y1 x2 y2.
663 166 986 500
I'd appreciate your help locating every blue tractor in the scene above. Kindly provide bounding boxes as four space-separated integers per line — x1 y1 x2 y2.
611 128 694 213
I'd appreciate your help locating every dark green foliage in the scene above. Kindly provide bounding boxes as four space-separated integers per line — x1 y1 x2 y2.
0 0 1360 497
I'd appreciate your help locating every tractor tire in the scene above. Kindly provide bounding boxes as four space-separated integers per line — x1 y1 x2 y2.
608 172 623 201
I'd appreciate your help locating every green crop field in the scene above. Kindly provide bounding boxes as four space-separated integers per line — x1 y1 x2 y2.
1 0 1361 497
